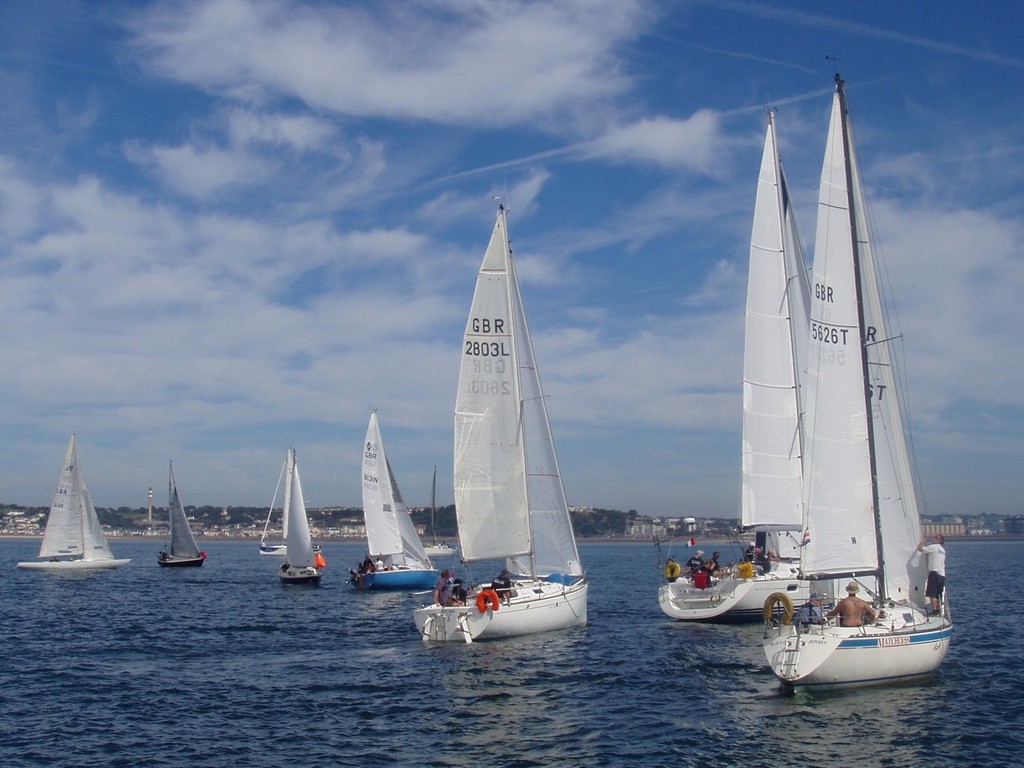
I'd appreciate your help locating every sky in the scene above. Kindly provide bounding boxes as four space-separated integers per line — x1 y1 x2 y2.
1 0 1022 519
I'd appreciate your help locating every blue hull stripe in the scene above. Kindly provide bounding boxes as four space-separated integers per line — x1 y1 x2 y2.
837 627 952 649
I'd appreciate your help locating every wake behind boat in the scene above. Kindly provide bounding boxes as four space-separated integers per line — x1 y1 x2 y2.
157 462 207 567
350 411 438 590
413 205 587 643
660 111 810 621
17 434 131 571
276 448 324 586
762 76 951 689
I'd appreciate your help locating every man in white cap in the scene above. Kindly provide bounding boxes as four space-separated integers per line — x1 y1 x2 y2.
826 581 877 627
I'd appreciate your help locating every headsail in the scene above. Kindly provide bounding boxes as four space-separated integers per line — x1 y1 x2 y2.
39 434 115 561
741 111 811 559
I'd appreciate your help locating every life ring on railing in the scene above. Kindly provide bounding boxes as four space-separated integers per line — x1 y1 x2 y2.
664 561 682 581
476 589 501 613
763 592 794 625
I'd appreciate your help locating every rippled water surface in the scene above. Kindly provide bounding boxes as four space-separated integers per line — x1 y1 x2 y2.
1 538 1019 767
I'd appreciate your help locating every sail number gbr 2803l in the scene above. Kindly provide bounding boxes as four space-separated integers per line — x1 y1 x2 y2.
464 316 511 396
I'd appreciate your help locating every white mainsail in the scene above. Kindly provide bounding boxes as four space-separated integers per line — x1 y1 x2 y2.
453 206 582 578
362 411 432 568
167 463 202 560
741 111 811 557
283 448 315 568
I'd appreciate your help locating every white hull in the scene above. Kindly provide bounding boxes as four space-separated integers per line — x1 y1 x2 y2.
259 544 287 556
413 579 588 643
763 605 952 689
424 544 456 557
659 561 809 621
17 558 131 571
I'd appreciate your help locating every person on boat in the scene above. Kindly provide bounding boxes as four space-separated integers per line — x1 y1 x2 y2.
702 551 721 580
684 550 705 576
753 547 771 574
449 572 467 605
917 534 947 615
159 550 169 562
490 569 514 604
433 570 451 606
793 593 824 626
358 555 375 574
826 582 877 627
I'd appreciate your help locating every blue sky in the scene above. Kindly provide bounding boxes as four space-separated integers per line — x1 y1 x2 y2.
1 1 1021 518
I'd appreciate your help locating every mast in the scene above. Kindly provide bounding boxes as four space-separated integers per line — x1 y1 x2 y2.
835 73 886 597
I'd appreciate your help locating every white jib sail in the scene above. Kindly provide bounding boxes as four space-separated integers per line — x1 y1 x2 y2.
39 434 114 561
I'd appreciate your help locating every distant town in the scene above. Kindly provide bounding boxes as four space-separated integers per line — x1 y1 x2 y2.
2 502 1020 542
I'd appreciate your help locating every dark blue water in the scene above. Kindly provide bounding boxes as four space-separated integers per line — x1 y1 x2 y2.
0 538 1019 767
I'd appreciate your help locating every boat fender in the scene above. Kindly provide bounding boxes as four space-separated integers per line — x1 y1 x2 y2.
763 592 794 625
476 589 501 613
664 561 682 581
737 561 754 579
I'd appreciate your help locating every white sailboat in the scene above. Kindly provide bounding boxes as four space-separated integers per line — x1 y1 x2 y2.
423 466 456 557
277 447 324 585
258 458 289 556
350 411 439 590
413 205 587 642
660 111 811 621
763 75 951 688
17 434 131 571
158 462 206 567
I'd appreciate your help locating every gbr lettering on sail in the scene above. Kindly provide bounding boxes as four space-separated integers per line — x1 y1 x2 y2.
463 317 511 396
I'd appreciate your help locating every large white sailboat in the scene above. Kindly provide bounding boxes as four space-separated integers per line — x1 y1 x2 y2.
413 205 588 642
276 448 324 585
660 111 811 621
763 76 951 688
350 411 439 590
17 434 131 571
158 462 206 567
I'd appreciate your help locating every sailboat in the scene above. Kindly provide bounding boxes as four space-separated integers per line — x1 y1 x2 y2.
412 205 588 642
276 447 324 585
258 459 288 556
17 434 131 571
660 111 811 621
157 462 206 567
762 75 951 688
350 411 439 590
423 466 456 557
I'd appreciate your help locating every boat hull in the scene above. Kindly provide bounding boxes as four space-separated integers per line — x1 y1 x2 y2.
259 544 287 556
351 568 438 591
763 607 952 689
279 565 322 585
413 579 588 643
659 562 809 622
17 558 132 571
424 545 456 557
157 555 205 567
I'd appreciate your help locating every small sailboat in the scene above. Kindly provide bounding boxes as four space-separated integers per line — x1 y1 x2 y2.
660 111 811 621
413 205 587 642
423 466 456 557
351 411 439 590
157 462 206 567
17 434 131 571
258 459 288 556
276 448 324 585
762 76 952 688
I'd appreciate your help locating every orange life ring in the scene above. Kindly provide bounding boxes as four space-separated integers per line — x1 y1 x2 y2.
476 589 501 613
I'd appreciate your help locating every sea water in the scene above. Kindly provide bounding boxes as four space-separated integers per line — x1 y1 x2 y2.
0 538 1020 767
